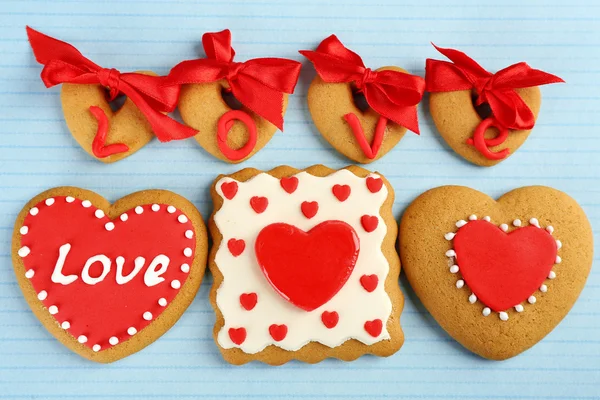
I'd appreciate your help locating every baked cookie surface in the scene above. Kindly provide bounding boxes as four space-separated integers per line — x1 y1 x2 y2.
399 185 593 360
12 187 208 363
209 165 403 364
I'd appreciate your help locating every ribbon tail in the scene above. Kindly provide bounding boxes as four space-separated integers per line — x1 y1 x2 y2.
123 83 197 142
431 43 490 79
26 26 100 71
150 113 198 142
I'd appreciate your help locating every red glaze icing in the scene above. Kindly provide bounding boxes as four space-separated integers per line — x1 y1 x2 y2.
361 215 379 233
321 311 339 329
467 117 511 160
255 221 360 311
268 324 288 341
360 274 378 292
301 201 319 219
89 106 129 158
221 181 238 200
228 327 246 345
19 197 195 351
239 293 257 311
227 239 246 257
453 220 557 312
216 110 258 161
366 177 383 193
250 196 268 214
280 177 299 194
332 184 351 202
364 319 383 337
343 113 388 159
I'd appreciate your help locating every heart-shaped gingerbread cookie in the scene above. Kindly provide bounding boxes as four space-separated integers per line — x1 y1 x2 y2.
178 84 289 163
12 187 207 362
306 66 416 164
429 87 540 166
166 29 301 164
61 78 156 163
399 186 593 360
425 44 564 167
301 35 425 164
27 27 197 164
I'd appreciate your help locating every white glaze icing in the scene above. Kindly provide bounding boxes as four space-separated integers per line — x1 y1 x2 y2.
18 246 30 257
51 244 77 285
213 170 392 354
143 255 170 287
115 256 145 285
81 255 111 285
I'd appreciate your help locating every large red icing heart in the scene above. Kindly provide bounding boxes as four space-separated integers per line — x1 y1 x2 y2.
255 221 360 311
454 220 557 312
16 195 197 353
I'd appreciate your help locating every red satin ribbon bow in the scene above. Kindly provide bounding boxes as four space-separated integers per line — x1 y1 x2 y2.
164 29 302 130
426 44 564 132
26 26 197 142
300 35 425 133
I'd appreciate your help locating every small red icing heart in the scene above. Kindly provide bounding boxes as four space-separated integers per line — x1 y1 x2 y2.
454 220 557 312
227 239 245 257
239 293 257 311
280 177 299 194
269 324 288 341
228 327 246 345
321 311 339 329
250 196 268 214
301 201 319 219
364 319 383 337
221 181 238 200
366 177 383 193
360 274 378 292
255 221 360 311
332 184 351 202
361 215 379 233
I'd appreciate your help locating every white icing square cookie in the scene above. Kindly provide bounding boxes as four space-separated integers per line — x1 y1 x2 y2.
209 165 404 365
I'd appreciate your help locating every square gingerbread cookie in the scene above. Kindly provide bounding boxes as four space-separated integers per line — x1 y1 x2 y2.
208 165 403 365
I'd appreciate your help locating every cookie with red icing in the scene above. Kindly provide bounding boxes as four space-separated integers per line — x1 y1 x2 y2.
300 35 425 164
426 44 564 166
399 186 593 359
164 29 302 163
12 187 207 362
26 27 197 163
209 165 403 364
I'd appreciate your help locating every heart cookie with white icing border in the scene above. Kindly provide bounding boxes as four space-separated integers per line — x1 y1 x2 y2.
12 187 207 363
399 186 593 360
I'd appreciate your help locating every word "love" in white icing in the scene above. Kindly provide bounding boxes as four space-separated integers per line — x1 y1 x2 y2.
51 244 170 287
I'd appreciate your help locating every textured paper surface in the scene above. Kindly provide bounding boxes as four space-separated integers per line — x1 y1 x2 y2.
0 0 599 398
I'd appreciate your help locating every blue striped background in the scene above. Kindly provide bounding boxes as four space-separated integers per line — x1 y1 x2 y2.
0 0 599 399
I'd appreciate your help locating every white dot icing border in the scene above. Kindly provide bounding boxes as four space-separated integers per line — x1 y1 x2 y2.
444 215 560 322
18 196 196 352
